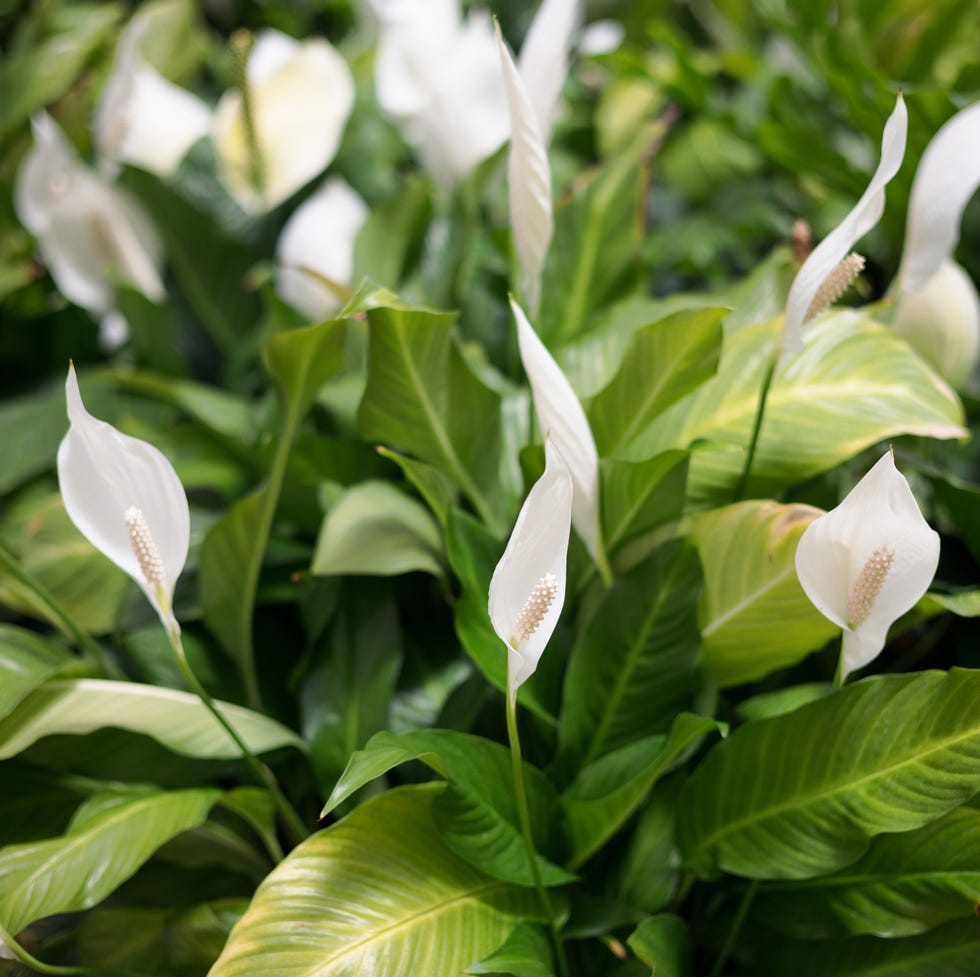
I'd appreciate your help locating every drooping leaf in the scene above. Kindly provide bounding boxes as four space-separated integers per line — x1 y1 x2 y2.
678 669 980 880
0 786 221 934
691 501 839 686
0 679 306 761
209 785 544 977
627 914 692 977
466 922 554 977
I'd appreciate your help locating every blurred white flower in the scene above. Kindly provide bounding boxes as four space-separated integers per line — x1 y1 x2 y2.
892 101 980 388
489 439 572 701
511 298 601 562
795 451 940 682
213 29 355 212
782 94 907 357
14 113 165 318
275 178 368 321
94 15 211 177
577 19 624 57
57 364 190 631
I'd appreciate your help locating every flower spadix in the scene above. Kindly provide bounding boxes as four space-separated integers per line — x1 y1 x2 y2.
795 451 939 682
489 439 572 701
781 94 907 357
57 364 190 630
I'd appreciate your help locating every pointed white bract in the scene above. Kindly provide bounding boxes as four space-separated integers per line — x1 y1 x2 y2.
497 23 553 314
795 451 939 681
897 100 980 295
781 94 907 357
94 16 211 177
213 30 355 212
275 177 368 321
511 298 600 561
57 365 190 629
517 0 578 142
489 439 572 700
14 113 165 316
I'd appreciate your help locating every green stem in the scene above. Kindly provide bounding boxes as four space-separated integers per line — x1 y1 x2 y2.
734 355 777 502
230 30 265 200
160 595 308 848
505 691 570 977
0 542 124 679
709 879 758 977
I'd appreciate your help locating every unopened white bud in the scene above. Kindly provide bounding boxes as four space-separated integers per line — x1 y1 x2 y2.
125 505 165 588
513 573 559 643
805 252 866 324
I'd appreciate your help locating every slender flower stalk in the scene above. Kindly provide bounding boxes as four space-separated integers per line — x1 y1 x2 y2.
57 365 308 845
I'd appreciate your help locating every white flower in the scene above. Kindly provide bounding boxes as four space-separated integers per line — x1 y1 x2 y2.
795 451 940 682
489 439 572 701
782 94 907 357
275 178 368 321
14 113 165 317
94 14 211 177
213 29 355 213
57 364 190 631
511 298 601 562
891 100 980 388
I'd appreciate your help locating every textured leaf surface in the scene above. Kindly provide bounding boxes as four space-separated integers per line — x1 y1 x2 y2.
0 787 220 933
678 669 980 879
209 785 543 977
692 501 838 686
0 680 305 761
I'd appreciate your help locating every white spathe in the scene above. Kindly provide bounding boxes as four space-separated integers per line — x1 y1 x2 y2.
782 94 907 356
94 16 211 177
512 298 600 561
14 113 165 315
489 439 572 700
57 364 190 628
275 178 369 321
795 451 939 681
213 30 355 213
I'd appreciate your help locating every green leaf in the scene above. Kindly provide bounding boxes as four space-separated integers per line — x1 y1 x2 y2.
562 714 723 868
588 307 725 457
323 729 572 887
357 304 507 535
633 312 966 504
0 786 221 934
691 501 839 686
922 591 980 618
0 626 74 720
466 923 553 977
376 446 457 527
264 316 348 420
311 480 445 579
558 540 702 770
0 679 306 761
209 785 544 977
678 669 980 880
627 914 692 977
0 382 74 494
756 806 980 938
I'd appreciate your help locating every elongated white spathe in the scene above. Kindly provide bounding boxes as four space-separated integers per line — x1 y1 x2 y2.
782 94 907 356
512 298 600 561
57 365 190 629
95 16 211 177
497 23 553 314
517 0 578 142
795 451 939 681
275 178 368 321
489 440 572 700
213 30 355 212
14 114 165 316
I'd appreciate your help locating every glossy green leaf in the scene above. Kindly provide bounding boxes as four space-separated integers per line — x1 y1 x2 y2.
633 312 966 504
558 540 702 770
562 714 723 868
466 923 553 977
376 446 456 526
210 785 544 977
323 729 572 887
756 806 980 938
588 307 725 457
0 383 74 494
678 669 980 880
627 914 692 977
0 787 221 934
357 304 507 535
0 679 305 761
691 501 839 686
0 626 73 720
311 480 445 579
